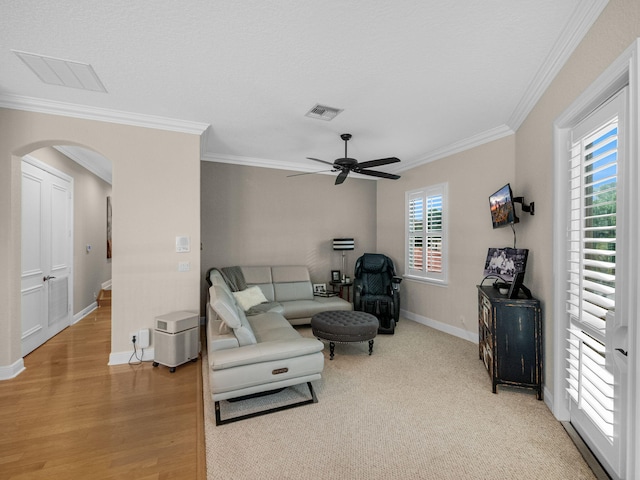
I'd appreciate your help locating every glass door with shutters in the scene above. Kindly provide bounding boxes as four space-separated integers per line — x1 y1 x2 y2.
564 88 628 479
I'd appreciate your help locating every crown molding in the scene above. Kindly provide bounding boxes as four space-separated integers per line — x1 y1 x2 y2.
393 124 515 173
201 151 382 180
203 125 515 176
507 0 609 130
201 151 299 170
0 93 209 135
201 151 337 176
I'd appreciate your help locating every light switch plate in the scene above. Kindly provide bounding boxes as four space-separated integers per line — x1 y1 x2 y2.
176 236 190 253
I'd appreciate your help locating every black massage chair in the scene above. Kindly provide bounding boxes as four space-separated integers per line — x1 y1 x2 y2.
353 253 402 334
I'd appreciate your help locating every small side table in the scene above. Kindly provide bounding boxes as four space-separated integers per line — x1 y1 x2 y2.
330 280 353 301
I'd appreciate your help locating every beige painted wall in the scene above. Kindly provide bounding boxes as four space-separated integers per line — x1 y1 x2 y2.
27 147 112 315
200 161 377 310
377 135 517 337
377 0 640 401
0 108 201 370
514 0 640 397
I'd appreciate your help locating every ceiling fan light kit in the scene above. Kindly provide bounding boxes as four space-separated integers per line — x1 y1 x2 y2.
303 133 401 185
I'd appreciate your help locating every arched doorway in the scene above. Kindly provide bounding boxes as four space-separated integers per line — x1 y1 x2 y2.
21 144 113 355
0 107 203 380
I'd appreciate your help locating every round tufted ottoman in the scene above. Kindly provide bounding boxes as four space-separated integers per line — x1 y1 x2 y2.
311 310 379 360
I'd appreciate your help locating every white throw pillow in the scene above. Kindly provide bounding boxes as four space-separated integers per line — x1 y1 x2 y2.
232 286 268 311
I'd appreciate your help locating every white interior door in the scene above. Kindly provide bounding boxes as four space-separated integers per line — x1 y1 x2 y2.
21 157 73 357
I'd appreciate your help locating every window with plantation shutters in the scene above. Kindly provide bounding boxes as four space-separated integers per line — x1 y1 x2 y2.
406 183 447 284
565 102 619 443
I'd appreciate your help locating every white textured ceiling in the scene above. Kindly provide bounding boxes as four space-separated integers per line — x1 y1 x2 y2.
0 1 608 180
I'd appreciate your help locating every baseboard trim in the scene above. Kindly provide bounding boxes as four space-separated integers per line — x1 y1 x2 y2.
108 348 155 365
543 386 553 413
561 421 611 480
0 358 26 380
402 309 552 414
402 309 479 344
74 302 97 324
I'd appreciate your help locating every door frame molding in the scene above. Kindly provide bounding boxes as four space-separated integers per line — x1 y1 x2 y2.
552 38 640 479
23 154 74 184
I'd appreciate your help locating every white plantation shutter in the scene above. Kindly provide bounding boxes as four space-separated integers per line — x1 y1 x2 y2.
566 108 618 442
426 194 443 273
406 183 447 283
408 193 424 271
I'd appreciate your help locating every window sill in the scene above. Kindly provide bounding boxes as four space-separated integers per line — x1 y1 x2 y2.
403 274 448 287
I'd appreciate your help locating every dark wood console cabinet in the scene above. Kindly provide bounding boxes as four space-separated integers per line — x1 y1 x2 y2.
477 286 542 399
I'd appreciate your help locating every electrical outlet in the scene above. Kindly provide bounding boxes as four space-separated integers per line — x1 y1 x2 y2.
129 332 137 345
138 328 150 348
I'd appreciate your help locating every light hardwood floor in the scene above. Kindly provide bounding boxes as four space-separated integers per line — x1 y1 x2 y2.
0 306 205 480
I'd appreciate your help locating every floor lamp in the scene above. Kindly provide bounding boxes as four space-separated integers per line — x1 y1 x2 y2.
333 238 355 281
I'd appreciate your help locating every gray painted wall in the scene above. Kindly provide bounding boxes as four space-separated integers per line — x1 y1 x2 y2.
200 161 377 312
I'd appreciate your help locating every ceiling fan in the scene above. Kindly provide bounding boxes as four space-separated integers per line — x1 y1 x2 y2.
297 133 401 185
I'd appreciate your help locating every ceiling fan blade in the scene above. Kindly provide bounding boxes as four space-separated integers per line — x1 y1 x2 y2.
356 157 401 169
306 157 336 167
335 169 349 185
286 169 333 178
356 169 401 180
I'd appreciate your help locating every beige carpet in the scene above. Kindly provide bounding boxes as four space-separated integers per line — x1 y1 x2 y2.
202 319 596 480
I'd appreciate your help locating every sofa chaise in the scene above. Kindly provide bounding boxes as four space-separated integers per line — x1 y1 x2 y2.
207 265 352 325
205 266 352 424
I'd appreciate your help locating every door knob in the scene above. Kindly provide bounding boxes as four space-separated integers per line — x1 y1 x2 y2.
615 348 628 356
43 275 56 281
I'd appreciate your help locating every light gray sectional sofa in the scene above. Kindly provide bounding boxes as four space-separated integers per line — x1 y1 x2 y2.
205 265 352 424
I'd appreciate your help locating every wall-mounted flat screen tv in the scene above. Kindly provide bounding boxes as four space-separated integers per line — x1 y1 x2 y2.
482 247 529 283
489 183 519 228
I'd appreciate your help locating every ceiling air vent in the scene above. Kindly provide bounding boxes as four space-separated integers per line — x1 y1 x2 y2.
13 50 107 93
305 104 343 121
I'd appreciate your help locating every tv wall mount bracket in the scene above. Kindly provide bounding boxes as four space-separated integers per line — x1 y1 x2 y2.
513 197 534 215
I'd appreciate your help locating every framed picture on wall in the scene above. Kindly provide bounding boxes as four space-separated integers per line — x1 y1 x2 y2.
106 196 112 259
